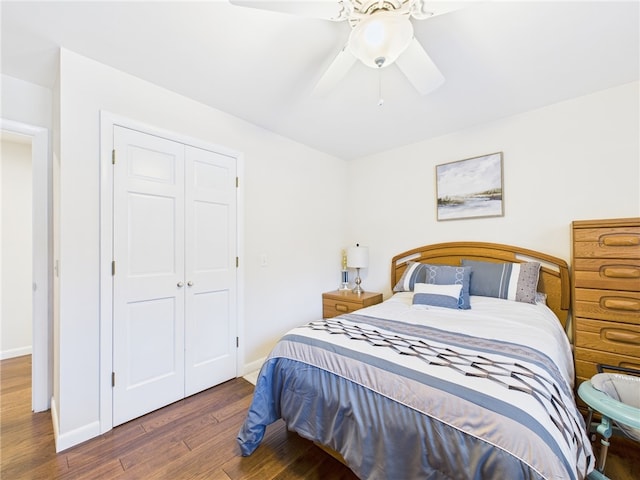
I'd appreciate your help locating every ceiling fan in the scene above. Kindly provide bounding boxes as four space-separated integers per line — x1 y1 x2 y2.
229 0 465 96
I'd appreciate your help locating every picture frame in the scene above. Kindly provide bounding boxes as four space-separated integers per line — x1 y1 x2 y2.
436 152 504 221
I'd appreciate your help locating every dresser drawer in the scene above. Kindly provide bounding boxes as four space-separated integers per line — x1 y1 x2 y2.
575 317 640 357
573 258 640 291
573 225 640 259
574 288 640 324
574 347 640 384
575 352 640 412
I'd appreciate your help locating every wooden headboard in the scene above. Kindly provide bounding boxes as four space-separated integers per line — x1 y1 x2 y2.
390 242 571 329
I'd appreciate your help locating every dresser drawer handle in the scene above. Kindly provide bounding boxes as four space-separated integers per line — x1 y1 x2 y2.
335 303 348 312
601 266 640 279
601 234 640 247
603 329 640 346
601 297 640 312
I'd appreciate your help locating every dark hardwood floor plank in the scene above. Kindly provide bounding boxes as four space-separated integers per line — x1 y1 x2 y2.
1 356 66 480
183 409 247 452
0 356 31 396
210 388 254 424
104 411 220 473
138 386 226 433
2 355 638 480
64 421 147 468
58 457 124 480
109 407 250 479
160 412 257 479
119 435 192 471
272 442 359 480
221 424 318 480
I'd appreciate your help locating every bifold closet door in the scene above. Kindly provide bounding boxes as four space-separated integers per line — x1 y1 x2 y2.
112 126 186 426
184 146 237 396
111 127 238 426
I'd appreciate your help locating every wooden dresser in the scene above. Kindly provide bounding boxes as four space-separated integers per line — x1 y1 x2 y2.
572 217 640 391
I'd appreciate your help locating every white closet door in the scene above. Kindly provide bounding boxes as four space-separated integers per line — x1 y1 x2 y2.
112 126 186 426
184 145 237 396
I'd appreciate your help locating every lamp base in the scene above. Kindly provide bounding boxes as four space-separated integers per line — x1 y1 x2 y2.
352 268 364 294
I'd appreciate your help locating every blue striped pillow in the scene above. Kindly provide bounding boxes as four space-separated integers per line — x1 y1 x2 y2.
461 259 540 304
394 262 471 309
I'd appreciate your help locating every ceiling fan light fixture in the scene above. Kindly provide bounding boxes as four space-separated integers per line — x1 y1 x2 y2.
348 11 414 69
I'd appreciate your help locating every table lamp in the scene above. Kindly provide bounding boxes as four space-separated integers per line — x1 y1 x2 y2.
347 244 369 294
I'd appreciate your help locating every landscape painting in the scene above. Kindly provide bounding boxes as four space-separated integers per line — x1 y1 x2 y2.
436 152 504 221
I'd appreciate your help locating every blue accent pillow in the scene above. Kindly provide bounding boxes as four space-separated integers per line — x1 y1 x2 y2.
412 283 463 309
393 261 428 292
394 262 471 309
461 259 540 304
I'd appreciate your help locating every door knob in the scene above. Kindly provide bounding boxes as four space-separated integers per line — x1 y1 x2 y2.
187 281 194 287
177 281 184 288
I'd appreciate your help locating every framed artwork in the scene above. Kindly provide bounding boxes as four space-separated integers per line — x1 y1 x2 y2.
436 152 504 221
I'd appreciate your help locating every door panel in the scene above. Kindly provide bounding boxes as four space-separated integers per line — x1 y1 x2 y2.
192 290 229 364
128 193 177 276
113 126 185 426
127 297 179 385
185 146 237 396
194 201 228 270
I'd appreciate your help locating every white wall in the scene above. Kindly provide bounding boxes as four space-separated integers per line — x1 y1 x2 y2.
1 75 53 128
55 49 348 449
1 139 33 358
347 81 640 295
1 74 54 412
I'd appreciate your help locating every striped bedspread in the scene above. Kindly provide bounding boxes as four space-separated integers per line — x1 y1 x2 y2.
238 309 593 479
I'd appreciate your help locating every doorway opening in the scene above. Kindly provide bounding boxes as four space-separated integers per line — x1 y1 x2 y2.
0 120 51 412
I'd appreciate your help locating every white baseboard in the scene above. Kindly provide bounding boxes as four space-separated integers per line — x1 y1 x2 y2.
51 396 101 452
0 346 32 360
242 357 265 376
51 396 60 447
242 357 266 385
48 358 266 452
242 370 259 385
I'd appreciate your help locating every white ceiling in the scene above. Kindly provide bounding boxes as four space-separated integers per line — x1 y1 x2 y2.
1 1 638 159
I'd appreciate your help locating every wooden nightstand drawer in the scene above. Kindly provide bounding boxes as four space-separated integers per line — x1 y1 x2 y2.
322 290 383 319
323 301 358 318
575 317 640 357
574 288 640 324
573 258 640 291
573 225 640 259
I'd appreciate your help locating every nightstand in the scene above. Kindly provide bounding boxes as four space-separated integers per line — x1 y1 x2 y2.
322 290 383 319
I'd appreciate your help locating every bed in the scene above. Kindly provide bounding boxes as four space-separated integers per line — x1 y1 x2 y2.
237 242 595 479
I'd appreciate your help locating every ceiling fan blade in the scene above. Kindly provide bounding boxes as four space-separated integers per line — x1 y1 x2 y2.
411 0 482 20
228 0 348 21
312 45 357 96
395 38 445 95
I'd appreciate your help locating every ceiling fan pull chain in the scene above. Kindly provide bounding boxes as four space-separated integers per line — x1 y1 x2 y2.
377 59 384 107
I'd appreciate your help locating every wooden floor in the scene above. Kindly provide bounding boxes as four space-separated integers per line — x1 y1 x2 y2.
0 355 357 480
1 355 638 480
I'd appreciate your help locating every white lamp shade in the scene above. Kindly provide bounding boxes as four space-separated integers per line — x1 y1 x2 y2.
348 11 414 69
347 246 369 269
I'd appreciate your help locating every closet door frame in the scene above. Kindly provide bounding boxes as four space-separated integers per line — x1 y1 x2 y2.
98 111 245 434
